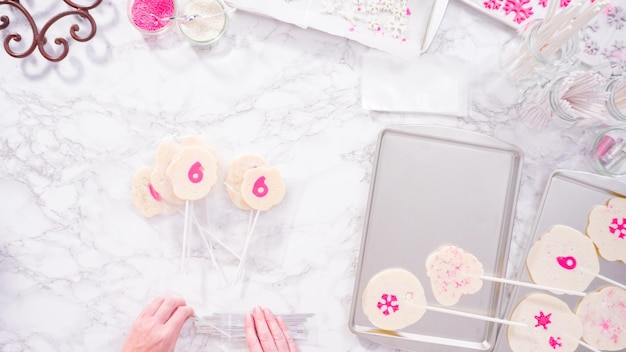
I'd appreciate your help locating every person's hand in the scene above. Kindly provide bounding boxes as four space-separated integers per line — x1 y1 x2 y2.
121 296 194 352
245 306 298 352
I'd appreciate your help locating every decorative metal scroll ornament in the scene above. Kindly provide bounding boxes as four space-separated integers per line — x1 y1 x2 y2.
0 0 103 62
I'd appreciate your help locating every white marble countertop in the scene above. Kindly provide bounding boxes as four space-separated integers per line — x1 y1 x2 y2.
0 1 617 351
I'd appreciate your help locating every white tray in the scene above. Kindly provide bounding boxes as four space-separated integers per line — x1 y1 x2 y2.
226 0 450 56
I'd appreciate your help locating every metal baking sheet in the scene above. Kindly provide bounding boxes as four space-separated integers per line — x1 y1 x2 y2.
493 170 626 352
349 125 523 351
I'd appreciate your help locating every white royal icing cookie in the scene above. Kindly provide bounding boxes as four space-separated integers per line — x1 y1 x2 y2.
526 225 600 293
132 167 180 217
425 245 483 306
240 166 285 211
576 286 626 351
224 155 268 210
586 197 626 262
166 146 219 201
507 293 583 352
361 268 427 331
150 141 184 205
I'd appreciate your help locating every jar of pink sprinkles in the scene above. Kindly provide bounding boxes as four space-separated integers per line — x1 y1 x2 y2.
128 0 176 34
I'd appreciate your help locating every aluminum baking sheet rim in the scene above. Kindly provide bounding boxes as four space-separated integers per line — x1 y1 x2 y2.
494 169 626 352
349 125 524 351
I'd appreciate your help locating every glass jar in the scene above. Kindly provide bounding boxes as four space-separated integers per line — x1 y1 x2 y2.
128 0 176 34
606 75 626 122
548 70 609 126
590 128 626 176
501 19 579 81
177 0 229 45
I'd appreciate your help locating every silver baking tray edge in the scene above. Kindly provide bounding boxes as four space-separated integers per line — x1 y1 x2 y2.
493 169 626 352
349 125 524 351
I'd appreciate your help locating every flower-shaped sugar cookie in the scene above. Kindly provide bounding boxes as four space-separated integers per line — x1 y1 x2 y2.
224 155 285 211
240 166 285 211
166 146 219 201
132 167 180 217
507 293 583 352
576 286 626 351
150 141 185 205
224 155 268 210
586 197 626 262
425 245 483 306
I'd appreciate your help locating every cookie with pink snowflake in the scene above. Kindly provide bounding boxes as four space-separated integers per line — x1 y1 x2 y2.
361 268 427 331
526 225 600 293
575 286 626 351
507 293 583 352
586 197 626 262
425 245 484 306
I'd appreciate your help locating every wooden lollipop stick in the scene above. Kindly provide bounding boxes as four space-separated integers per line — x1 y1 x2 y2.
478 275 586 296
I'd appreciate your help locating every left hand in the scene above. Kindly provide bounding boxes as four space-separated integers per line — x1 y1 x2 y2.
121 296 195 352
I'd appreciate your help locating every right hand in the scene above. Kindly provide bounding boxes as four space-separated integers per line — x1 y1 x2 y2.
244 306 298 352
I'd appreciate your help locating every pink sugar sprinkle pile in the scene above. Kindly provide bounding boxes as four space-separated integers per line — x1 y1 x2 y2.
131 0 175 32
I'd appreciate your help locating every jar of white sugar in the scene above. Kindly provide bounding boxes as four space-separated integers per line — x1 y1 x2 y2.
177 0 229 45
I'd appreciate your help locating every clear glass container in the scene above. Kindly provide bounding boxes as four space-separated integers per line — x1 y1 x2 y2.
501 19 579 81
589 128 626 176
548 70 609 126
606 75 626 122
128 0 176 34
177 0 229 45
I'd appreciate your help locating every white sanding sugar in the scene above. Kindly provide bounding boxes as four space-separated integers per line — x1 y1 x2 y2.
179 0 226 43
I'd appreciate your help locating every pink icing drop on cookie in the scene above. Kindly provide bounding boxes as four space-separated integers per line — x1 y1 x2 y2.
556 256 577 270
252 176 269 198
148 183 162 201
549 336 563 349
535 311 552 329
188 161 204 184
377 293 399 316
609 218 626 239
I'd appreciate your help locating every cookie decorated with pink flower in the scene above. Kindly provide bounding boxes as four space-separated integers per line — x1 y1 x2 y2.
361 268 427 331
576 286 626 351
507 293 583 352
586 197 626 262
425 245 483 306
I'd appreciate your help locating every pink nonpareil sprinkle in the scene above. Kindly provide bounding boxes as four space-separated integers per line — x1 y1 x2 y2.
131 0 175 32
